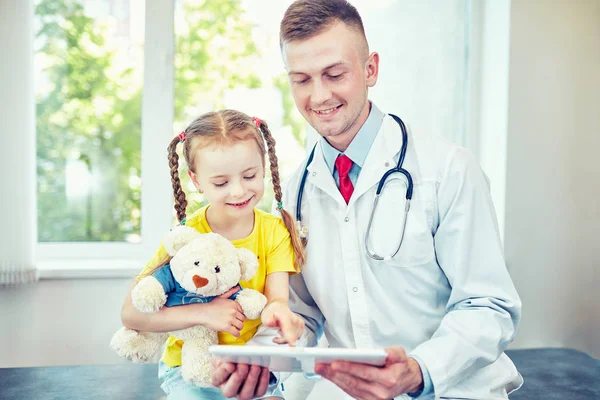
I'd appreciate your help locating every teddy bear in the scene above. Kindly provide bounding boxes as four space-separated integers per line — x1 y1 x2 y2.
110 226 268 386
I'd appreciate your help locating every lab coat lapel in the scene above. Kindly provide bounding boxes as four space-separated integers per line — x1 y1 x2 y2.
306 142 348 206
351 116 404 204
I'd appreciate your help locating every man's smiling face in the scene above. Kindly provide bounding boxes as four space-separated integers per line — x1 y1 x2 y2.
282 21 379 151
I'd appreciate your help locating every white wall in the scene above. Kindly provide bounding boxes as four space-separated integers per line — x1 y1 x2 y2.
472 0 511 241
0 279 132 367
505 0 600 357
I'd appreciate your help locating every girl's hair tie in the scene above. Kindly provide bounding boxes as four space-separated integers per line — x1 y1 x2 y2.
178 131 186 143
251 117 262 129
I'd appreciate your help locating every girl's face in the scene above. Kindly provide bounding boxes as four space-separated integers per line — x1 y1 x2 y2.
189 138 265 220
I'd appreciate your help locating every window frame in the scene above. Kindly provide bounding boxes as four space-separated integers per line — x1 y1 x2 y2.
36 0 174 268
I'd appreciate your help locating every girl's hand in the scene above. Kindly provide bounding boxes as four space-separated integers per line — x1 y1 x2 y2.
260 300 305 346
194 287 246 337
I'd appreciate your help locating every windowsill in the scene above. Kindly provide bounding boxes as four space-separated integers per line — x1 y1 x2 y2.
37 260 143 279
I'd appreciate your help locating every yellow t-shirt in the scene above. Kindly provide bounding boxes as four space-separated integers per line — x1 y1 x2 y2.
140 206 296 367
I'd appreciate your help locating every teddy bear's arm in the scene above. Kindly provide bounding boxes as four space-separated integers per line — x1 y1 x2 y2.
131 273 170 313
235 289 267 320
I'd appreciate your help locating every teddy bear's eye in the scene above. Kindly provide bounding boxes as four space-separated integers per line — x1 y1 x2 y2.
194 261 200 266
214 266 220 273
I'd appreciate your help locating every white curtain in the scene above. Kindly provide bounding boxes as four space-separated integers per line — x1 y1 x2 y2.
0 0 38 285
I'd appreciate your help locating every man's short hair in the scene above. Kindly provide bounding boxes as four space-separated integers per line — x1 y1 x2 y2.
280 0 368 54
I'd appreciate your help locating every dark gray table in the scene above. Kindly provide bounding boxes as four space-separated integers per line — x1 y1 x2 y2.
507 348 599 399
0 363 164 400
1 348 598 399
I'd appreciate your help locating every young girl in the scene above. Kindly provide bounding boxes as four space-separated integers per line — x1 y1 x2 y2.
120 110 306 400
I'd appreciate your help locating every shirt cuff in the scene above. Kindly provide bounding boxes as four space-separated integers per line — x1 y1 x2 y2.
302 372 322 380
407 355 434 398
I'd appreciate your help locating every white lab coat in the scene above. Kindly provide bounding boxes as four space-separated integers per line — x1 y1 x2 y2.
280 114 523 399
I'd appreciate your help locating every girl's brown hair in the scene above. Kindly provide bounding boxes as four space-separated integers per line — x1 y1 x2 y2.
167 110 305 271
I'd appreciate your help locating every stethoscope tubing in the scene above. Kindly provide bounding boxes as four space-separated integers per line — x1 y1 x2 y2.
296 114 414 261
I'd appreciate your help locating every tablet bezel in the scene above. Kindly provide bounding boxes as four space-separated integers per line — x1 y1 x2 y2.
209 345 388 373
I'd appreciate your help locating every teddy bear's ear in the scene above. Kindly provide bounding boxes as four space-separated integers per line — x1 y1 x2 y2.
163 226 202 256
237 248 259 281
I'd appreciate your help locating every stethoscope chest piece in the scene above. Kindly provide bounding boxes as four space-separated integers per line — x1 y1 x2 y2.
296 220 308 239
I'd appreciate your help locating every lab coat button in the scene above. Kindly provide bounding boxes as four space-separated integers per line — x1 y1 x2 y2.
385 162 390 167
344 217 349 222
353 287 358 292
312 172 316 177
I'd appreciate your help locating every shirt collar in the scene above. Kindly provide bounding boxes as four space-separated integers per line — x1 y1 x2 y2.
320 102 385 174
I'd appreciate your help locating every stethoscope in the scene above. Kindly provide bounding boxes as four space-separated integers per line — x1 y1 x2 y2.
296 114 413 261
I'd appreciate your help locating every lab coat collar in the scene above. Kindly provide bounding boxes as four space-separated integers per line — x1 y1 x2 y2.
351 115 409 204
306 141 348 206
306 114 414 208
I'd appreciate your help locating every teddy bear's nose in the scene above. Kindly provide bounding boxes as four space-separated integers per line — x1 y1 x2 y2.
192 275 209 288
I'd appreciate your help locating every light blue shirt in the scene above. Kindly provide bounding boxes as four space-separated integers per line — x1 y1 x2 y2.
320 102 384 188
319 102 434 398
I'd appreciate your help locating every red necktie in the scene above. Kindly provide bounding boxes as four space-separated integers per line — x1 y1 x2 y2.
335 154 354 204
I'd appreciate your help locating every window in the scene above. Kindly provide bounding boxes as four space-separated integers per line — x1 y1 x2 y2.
35 0 473 268
35 0 144 244
352 0 470 146
172 0 306 218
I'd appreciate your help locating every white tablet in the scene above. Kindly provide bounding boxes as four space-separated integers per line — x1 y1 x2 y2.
209 345 388 373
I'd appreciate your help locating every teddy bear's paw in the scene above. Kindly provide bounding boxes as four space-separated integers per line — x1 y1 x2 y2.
110 327 166 363
236 289 268 320
180 363 213 387
132 276 167 313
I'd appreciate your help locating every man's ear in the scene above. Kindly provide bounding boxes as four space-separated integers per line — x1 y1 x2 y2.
237 248 259 281
163 226 202 256
365 51 379 88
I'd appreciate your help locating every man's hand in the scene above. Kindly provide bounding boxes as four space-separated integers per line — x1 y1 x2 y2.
314 346 424 400
211 360 270 400
260 300 305 346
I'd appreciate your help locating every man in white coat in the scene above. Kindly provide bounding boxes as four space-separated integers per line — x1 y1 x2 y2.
213 1 523 399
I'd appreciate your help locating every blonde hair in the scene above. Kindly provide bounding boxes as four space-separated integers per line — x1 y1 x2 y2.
167 110 305 271
138 253 171 279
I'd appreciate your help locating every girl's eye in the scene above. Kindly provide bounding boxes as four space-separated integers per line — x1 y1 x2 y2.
214 182 227 187
329 74 343 80
244 174 256 180
294 78 309 85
